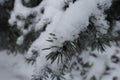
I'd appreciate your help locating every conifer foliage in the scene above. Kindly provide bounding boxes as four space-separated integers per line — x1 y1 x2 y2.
0 0 120 80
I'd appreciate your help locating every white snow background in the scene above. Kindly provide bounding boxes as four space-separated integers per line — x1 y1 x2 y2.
0 45 120 80
0 50 34 80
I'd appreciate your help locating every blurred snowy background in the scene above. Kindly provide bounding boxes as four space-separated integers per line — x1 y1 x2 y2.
0 51 34 80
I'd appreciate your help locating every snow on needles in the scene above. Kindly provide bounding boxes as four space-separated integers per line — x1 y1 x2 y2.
8 0 112 79
26 0 112 58
26 0 111 75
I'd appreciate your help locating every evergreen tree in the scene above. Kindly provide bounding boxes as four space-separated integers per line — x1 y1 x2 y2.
0 0 120 80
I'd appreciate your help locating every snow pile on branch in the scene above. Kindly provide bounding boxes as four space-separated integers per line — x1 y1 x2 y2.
8 0 113 79
26 0 111 58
